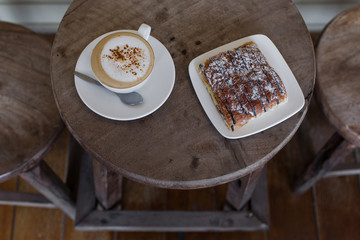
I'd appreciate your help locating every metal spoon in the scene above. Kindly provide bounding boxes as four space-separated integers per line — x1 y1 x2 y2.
74 71 143 106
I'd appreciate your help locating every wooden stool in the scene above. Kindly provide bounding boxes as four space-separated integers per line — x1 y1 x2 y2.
51 0 315 231
293 5 360 194
0 22 75 219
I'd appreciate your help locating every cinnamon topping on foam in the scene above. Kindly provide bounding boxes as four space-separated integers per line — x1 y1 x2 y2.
104 44 146 76
198 42 288 131
99 35 151 82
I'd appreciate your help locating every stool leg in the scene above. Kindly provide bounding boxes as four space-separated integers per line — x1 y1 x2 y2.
93 160 123 210
293 132 356 194
20 160 76 219
225 166 264 210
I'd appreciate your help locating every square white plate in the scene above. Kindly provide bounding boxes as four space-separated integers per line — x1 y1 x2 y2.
188 34 304 139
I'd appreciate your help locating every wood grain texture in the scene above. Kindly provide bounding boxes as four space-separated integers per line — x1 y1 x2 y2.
0 21 63 182
316 5 360 146
51 0 315 188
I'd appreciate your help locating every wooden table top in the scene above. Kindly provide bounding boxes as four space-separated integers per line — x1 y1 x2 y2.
0 22 63 182
51 0 315 189
316 5 360 146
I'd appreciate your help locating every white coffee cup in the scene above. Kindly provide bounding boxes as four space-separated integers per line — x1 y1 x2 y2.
91 24 155 93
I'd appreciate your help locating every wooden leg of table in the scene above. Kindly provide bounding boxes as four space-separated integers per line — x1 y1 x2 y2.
293 132 356 194
225 166 264 210
20 160 76 220
64 134 84 201
250 167 270 225
76 150 96 224
93 160 123 210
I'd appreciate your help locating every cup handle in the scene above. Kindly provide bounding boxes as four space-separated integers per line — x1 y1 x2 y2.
137 24 151 41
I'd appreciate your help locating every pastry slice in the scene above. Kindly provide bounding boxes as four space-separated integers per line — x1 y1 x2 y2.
198 41 287 131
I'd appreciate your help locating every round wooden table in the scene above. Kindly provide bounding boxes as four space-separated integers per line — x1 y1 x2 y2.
51 0 315 189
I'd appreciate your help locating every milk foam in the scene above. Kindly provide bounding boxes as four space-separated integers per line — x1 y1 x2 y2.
100 36 151 82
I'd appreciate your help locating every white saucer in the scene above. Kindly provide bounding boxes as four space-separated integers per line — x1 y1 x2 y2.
188 34 304 139
75 30 175 121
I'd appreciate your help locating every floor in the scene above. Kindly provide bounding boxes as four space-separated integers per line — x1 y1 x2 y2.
1 34 360 240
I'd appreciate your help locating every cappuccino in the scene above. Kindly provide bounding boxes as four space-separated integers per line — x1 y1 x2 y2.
91 32 154 90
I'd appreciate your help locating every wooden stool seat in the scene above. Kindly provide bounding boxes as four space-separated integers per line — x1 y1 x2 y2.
0 22 75 219
0 22 62 180
317 6 360 146
293 5 360 194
